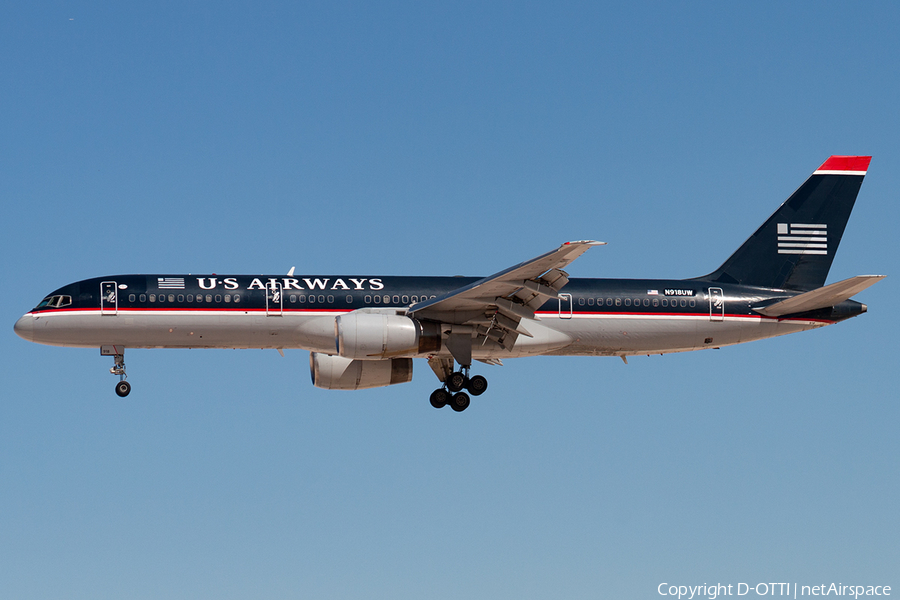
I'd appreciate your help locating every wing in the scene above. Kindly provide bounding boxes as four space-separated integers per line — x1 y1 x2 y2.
408 240 604 355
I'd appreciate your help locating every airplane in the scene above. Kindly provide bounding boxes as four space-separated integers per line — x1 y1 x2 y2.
14 156 884 412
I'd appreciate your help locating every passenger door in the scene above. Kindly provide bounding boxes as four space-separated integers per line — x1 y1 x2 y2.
100 281 118 315
708 288 724 321
558 293 573 319
266 281 283 316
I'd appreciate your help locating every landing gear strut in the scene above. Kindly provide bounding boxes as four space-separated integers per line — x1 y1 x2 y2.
106 348 131 397
428 362 488 412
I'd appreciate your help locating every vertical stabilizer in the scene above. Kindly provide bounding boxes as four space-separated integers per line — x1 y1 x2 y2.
700 156 871 291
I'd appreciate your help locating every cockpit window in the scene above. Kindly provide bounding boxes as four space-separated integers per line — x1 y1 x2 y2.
34 295 72 310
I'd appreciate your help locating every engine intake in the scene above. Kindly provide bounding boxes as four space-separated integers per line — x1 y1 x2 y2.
309 352 412 390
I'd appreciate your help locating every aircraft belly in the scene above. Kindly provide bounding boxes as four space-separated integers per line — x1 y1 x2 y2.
543 315 825 356
25 309 830 358
551 315 705 355
26 311 336 350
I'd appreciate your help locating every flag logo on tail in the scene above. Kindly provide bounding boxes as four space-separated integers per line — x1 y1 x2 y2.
158 277 185 289
777 223 827 255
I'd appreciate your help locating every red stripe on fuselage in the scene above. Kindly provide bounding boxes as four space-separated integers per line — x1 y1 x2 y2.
31 307 835 324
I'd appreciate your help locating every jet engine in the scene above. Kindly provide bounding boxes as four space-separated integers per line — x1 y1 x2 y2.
309 352 412 390
335 311 440 359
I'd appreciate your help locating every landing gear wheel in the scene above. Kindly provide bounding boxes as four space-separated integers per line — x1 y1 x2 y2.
447 371 467 393
450 392 470 412
115 380 131 397
466 375 488 396
429 388 449 409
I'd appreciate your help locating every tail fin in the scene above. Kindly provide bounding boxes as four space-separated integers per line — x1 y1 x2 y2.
699 156 871 291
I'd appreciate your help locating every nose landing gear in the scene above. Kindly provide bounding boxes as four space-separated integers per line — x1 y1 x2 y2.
102 346 131 397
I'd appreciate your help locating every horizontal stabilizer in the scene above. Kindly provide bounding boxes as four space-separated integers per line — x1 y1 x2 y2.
754 275 885 317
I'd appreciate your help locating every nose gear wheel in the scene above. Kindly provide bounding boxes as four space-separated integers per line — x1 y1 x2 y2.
108 351 131 397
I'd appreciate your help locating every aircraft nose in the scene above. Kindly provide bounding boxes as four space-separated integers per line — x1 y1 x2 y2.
14 314 33 342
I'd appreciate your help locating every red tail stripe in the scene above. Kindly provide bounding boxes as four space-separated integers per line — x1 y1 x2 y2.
817 155 871 172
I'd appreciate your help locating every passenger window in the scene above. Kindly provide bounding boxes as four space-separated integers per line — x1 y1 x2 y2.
624 298 631 306
298 295 306 303
178 294 184 302
411 295 418 303
206 294 212 302
159 295 165 302
373 295 380 304
186 294 193 302
661 299 668 307
680 299 687 307
168 294 175 302
140 294 147 302
392 295 400 304
129 294 136 302
346 295 353 304
196 294 202 302
689 300 696 308
234 295 240 303
588 298 594 306
289 294 296 303
643 299 650 307
402 295 409 304
383 295 390 304
653 299 659 307
365 295 372 303
578 298 585 306
224 294 231 303
615 298 621 307
150 294 157 302
319 295 326 303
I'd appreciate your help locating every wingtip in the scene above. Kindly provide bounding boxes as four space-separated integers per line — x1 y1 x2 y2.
564 240 606 246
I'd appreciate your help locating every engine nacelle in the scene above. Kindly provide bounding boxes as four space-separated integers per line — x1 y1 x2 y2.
309 352 412 390
335 311 440 359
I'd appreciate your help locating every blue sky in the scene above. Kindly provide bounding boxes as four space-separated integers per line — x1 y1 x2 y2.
2 2 898 598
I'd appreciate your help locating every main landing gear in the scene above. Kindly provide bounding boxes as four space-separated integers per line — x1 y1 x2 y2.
103 346 131 397
429 364 488 413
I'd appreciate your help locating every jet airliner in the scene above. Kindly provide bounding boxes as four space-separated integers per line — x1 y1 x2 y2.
14 156 884 412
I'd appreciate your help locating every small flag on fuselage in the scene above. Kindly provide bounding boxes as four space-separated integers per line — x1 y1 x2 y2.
158 277 185 289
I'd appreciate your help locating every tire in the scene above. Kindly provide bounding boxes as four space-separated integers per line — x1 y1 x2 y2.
429 388 449 409
466 375 488 396
115 381 131 397
450 392 470 412
447 371 466 393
